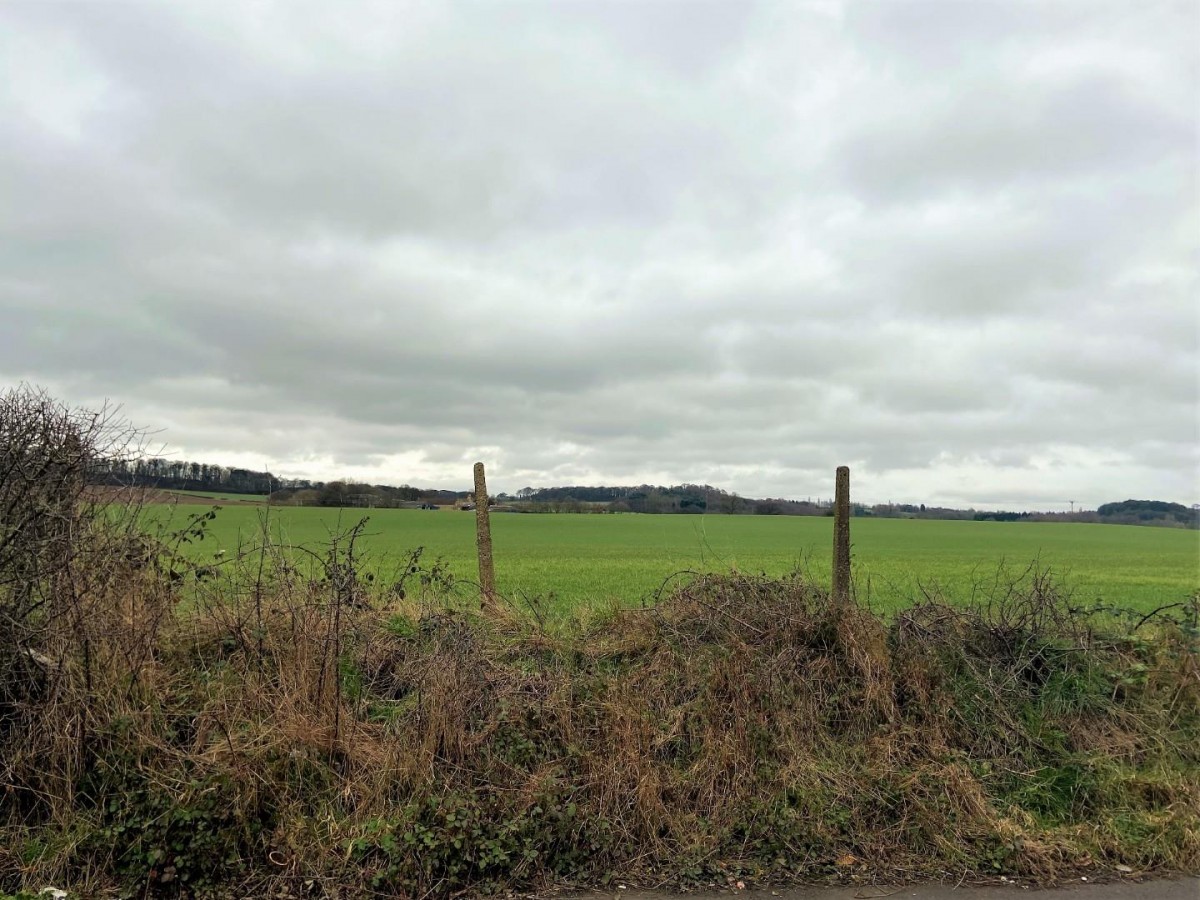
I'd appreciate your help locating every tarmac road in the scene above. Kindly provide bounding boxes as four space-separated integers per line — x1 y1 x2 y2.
574 878 1199 900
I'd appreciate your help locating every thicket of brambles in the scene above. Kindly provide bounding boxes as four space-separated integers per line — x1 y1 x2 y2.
2 385 1198 898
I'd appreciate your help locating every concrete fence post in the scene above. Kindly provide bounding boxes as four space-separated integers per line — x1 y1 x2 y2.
832 465 851 606
473 462 497 609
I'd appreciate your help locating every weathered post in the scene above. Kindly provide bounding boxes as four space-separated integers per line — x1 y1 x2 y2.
473 462 497 608
832 465 851 606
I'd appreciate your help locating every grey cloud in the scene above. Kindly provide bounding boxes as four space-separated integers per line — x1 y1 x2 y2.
1 0 1195 509
839 74 1188 202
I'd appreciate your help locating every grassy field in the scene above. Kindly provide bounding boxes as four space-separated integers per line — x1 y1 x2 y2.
159 489 270 503
145 503 1200 613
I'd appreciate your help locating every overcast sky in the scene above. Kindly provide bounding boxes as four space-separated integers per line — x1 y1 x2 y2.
2 1 1197 509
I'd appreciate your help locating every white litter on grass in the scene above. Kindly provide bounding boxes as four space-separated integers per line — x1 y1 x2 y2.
39 890 69 900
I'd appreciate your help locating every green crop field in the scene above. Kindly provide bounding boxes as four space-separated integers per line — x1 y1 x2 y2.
144 504 1200 614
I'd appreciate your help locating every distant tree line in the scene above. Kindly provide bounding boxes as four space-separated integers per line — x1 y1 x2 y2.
93 458 457 509
511 486 977 519
504 487 1197 528
940 501 1195 528
513 484 754 515
92 458 1197 527
973 511 1031 522
269 481 462 509
1093 499 1198 529
95 457 283 494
